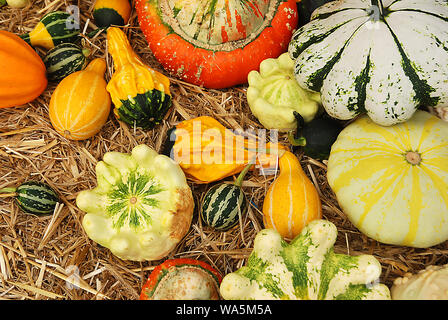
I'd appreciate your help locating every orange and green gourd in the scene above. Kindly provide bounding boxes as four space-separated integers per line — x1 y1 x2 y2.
106 27 172 129
49 58 111 140
262 150 322 240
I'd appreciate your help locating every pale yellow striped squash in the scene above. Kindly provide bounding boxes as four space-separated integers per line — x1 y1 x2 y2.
327 110 448 248
262 150 322 240
49 58 111 140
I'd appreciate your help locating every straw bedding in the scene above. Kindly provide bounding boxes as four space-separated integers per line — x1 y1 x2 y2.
0 0 447 300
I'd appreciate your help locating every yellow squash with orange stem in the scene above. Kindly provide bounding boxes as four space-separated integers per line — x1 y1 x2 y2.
263 151 322 240
162 116 287 183
49 58 111 140
106 27 172 129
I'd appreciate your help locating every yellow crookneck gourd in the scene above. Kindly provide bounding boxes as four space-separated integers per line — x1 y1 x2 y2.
106 27 172 129
263 150 322 240
49 58 111 140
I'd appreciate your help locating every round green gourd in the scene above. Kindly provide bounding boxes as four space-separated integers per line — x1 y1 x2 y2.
0 181 59 215
200 164 252 231
43 43 90 82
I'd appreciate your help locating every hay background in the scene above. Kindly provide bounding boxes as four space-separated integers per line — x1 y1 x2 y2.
0 0 447 300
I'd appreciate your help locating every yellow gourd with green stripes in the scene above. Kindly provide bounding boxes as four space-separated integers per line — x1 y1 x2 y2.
327 110 448 248
49 58 111 140
262 150 322 240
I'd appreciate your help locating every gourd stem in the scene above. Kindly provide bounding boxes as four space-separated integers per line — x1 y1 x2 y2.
234 161 255 187
289 111 307 147
405 151 421 166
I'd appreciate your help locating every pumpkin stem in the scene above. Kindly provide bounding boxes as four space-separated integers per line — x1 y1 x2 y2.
405 151 422 166
234 161 255 188
288 111 307 147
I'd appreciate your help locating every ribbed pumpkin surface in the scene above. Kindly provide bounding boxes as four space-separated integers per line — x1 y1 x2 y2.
0 30 47 108
327 110 448 248
263 151 322 240
49 58 111 140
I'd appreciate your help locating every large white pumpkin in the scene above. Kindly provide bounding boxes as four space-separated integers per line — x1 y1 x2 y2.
327 111 448 248
288 0 448 126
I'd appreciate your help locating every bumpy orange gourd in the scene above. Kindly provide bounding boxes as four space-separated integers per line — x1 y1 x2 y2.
263 151 322 240
0 30 47 108
49 58 111 140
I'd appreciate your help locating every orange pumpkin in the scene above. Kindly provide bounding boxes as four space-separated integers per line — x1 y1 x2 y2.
0 30 47 108
263 151 322 240
49 58 111 140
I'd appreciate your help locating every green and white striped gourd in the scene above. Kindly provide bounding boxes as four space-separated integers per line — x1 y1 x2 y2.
0 181 59 215
43 43 90 82
220 219 391 300
200 163 252 231
288 0 448 126
20 11 81 50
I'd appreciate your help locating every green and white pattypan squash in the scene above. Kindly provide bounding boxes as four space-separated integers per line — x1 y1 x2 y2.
288 0 448 126
327 111 448 248
247 53 321 132
220 219 391 300
76 145 194 261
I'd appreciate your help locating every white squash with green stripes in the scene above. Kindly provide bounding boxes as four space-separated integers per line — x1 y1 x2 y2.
220 219 391 300
288 0 448 126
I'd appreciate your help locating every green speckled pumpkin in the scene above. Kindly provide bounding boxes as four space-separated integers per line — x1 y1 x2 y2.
220 219 391 300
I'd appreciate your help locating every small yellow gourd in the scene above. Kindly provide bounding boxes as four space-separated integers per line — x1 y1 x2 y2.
49 58 111 140
263 151 322 240
106 27 172 129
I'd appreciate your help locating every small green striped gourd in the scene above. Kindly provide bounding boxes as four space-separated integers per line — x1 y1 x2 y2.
43 43 90 82
288 0 448 126
220 219 391 300
200 163 252 231
20 11 80 50
0 181 59 215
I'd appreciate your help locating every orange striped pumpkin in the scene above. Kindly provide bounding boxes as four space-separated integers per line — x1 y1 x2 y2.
263 151 322 240
49 58 111 140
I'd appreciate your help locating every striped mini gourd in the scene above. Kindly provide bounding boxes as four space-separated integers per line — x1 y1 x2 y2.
43 43 90 82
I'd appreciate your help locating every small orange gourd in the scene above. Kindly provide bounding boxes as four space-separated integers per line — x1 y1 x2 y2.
49 58 111 140
0 30 47 108
262 151 322 240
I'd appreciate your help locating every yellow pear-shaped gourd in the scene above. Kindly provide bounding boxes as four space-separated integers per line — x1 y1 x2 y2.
49 58 111 140
263 151 322 240
106 27 172 129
